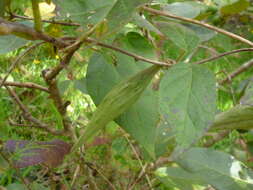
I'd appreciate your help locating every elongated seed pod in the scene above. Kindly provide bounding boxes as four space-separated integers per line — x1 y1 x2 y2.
72 65 161 152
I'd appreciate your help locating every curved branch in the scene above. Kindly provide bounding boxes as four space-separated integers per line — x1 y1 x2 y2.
0 17 68 48
193 48 253 65
1 81 49 92
85 38 173 66
142 6 253 47
219 59 253 84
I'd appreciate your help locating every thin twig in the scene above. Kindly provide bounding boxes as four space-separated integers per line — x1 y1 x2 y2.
1 81 49 92
122 132 154 190
85 162 117 190
193 48 253 65
0 42 45 88
5 85 64 135
11 13 80 26
219 59 253 84
85 38 173 66
142 6 253 47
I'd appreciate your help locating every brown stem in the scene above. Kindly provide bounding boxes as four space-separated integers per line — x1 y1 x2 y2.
193 48 253 65
142 6 253 47
85 38 173 66
5 85 64 135
219 59 253 85
0 17 68 48
1 81 49 92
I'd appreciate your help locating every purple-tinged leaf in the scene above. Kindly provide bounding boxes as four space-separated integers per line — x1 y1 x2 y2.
4 139 71 168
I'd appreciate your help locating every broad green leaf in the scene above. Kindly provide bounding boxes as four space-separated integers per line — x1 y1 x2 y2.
86 53 119 105
155 116 175 157
159 62 216 153
57 0 115 26
86 34 159 157
155 167 206 190
177 148 253 190
156 22 200 52
184 24 216 42
57 0 150 36
86 52 159 157
163 2 201 18
220 0 249 15
0 35 27 54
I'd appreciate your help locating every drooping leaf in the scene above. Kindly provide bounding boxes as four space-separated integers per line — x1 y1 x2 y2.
85 33 160 157
4 139 71 168
211 105 253 131
0 35 28 54
159 62 216 154
74 61 160 155
156 22 200 52
177 148 253 190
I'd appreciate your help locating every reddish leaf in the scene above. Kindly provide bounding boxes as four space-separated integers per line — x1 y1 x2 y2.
4 139 71 168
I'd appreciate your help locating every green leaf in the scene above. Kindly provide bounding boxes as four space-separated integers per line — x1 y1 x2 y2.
0 35 28 54
163 2 201 18
86 53 159 157
211 105 253 131
177 148 253 190
184 24 216 42
155 167 206 190
102 0 152 37
159 62 216 153
156 22 200 52
57 0 115 26
57 0 150 36
123 32 156 59
86 53 119 105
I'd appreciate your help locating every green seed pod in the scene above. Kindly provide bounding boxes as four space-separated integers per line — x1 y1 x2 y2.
72 65 161 152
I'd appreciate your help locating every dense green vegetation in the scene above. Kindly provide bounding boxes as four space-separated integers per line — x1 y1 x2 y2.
1 0 253 189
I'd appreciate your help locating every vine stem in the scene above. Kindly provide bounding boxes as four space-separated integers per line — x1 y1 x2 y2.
142 6 253 47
